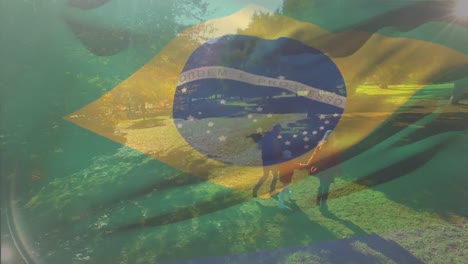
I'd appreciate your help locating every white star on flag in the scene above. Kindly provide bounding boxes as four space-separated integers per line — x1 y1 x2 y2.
319 126 325 130
293 134 297 138
208 122 214 127
319 114 326 120
219 135 226 142
256 106 263 112
324 120 330 124
312 131 318 135
187 115 195 121
247 114 253 119
220 99 226 104
333 113 339 117
304 137 310 142
277 135 282 139
198 112 202 115
181 87 187 93
302 131 308 135
285 140 291 146
304 145 310 149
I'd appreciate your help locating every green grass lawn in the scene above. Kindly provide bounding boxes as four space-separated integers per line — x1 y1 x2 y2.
18 85 468 264
22 120 468 263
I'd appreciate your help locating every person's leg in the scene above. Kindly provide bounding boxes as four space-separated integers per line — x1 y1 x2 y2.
253 167 270 197
278 185 288 208
278 190 285 208
286 185 292 200
270 166 278 192
320 182 331 209
316 184 323 206
450 84 464 105
263 166 270 177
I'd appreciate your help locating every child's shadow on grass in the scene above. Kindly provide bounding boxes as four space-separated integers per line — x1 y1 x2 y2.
254 199 338 246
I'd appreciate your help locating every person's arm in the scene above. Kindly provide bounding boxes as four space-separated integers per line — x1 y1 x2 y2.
295 162 308 170
310 149 341 175
304 143 332 175
305 144 323 167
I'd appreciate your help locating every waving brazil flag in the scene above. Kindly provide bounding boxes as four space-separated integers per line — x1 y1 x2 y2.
64 3 467 192
2 0 467 264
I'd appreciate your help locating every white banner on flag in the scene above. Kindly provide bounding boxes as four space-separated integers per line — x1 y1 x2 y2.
177 66 346 109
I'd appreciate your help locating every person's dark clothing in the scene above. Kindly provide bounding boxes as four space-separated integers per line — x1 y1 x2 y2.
261 131 281 166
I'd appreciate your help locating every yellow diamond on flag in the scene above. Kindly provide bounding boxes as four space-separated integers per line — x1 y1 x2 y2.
65 4 468 196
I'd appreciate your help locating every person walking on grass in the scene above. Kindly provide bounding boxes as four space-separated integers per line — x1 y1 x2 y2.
277 150 307 209
305 130 341 210
253 124 282 197
449 78 467 105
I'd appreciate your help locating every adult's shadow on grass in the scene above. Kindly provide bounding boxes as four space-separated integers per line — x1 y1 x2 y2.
350 234 425 264
166 200 422 264
319 207 423 262
319 206 366 235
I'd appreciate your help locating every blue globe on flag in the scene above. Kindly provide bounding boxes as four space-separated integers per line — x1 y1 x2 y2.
173 35 346 166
